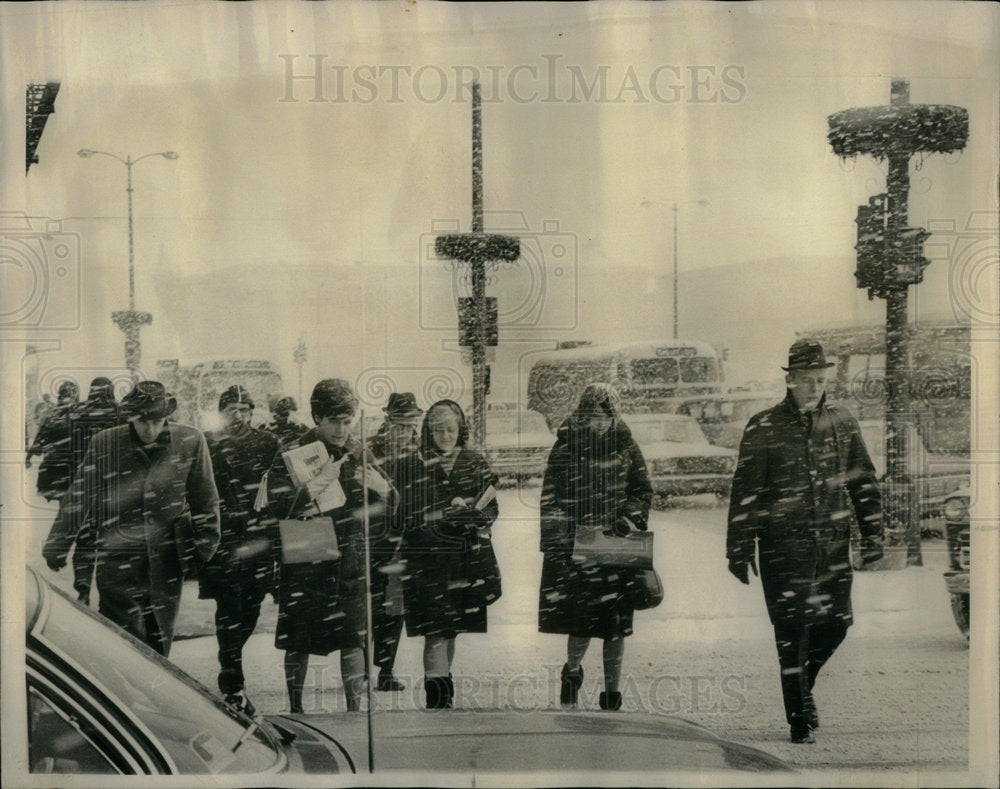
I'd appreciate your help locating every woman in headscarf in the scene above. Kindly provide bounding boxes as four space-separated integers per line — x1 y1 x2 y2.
538 383 653 711
397 400 500 709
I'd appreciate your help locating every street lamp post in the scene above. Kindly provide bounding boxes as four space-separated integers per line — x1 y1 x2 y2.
78 148 178 377
643 198 708 339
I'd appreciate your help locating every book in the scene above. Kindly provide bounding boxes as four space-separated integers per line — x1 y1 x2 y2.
473 484 497 512
281 441 347 513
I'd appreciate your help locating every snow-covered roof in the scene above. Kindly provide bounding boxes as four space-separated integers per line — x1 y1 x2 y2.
530 338 719 365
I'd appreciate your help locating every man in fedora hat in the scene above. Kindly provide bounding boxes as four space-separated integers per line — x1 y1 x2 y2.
44 380 220 656
199 385 280 714
365 391 423 691
726 339 883 743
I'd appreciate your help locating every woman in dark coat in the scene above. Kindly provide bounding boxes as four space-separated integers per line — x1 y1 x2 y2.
538 383 653 711
266 379 395 713
398 400 500 709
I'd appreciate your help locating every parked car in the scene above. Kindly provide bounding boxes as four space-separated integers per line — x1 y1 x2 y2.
671 391 784 449
858 419 969 520
23 567 790 777
484 408 554 484
625 413 737 498
941 485 970 643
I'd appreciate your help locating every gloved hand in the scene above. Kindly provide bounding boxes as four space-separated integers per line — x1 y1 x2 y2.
860 536 884 565
443 504 485 531
612 516 636 536
25 457 33 469
44 550 67 572
728 556 758 585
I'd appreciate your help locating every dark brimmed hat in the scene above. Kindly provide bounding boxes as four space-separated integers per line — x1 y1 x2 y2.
782 339 835 372
383 392 423 419
310 379 358 419
122 381 177 419
218 385 254 411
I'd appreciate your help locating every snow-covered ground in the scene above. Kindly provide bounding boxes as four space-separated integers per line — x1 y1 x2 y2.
25 486 969 775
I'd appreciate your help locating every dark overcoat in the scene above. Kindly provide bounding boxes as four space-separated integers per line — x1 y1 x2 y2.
397 448 500 638
199 425 280 600
537 420 653 639
266 429 394 656
726 393 882 628
43 422 221 653
33 404 75 501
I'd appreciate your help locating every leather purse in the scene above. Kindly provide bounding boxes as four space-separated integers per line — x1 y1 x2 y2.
629 567 664 610
277 485 340 564
278 516 340 564
572 524 654 568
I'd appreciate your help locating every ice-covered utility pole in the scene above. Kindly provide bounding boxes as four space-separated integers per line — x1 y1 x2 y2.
434 83 520 448
828 78 968 567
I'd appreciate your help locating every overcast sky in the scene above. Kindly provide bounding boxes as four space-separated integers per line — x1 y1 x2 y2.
2 1 997 405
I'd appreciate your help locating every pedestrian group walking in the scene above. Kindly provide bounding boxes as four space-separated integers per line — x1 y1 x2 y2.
38 338 883 744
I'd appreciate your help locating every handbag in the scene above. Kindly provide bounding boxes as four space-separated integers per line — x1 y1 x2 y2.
278 517 340 564
629 567 664 610
277 485 340 564
572 524 654 568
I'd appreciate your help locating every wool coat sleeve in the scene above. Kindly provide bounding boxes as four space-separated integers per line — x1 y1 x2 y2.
841 412 883 539
621 437 653 531
185 431 221 564
539 437 572 556
42 432 100 568
726 413 766 566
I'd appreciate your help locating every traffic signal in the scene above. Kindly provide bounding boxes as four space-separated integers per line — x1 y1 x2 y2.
855 194 887 295
855 194 931 297
458 297 498 347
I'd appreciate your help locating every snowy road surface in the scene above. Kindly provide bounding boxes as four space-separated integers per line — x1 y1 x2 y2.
25 486 968 774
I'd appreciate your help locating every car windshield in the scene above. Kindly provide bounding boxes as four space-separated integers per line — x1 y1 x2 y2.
629 419 707 445
487 413 549 435
32 580 282 774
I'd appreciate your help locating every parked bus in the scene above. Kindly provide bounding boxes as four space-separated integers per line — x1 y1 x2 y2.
155 358 285 432
526 339 724 429
802 320 970 455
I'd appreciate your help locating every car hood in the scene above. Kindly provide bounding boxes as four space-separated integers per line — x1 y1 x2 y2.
641 441 737 460
272 709 790 774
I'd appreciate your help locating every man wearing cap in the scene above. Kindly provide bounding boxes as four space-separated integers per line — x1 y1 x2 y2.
266 395 307 447
199 385 280 714
43 381 220 656
58 377 124 605
727 339 883 744
366 392 423 692
27 380 81 501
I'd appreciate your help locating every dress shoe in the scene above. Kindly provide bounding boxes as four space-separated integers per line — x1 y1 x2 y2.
224 690 256 717
790 720 815 744
377 671 406 692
